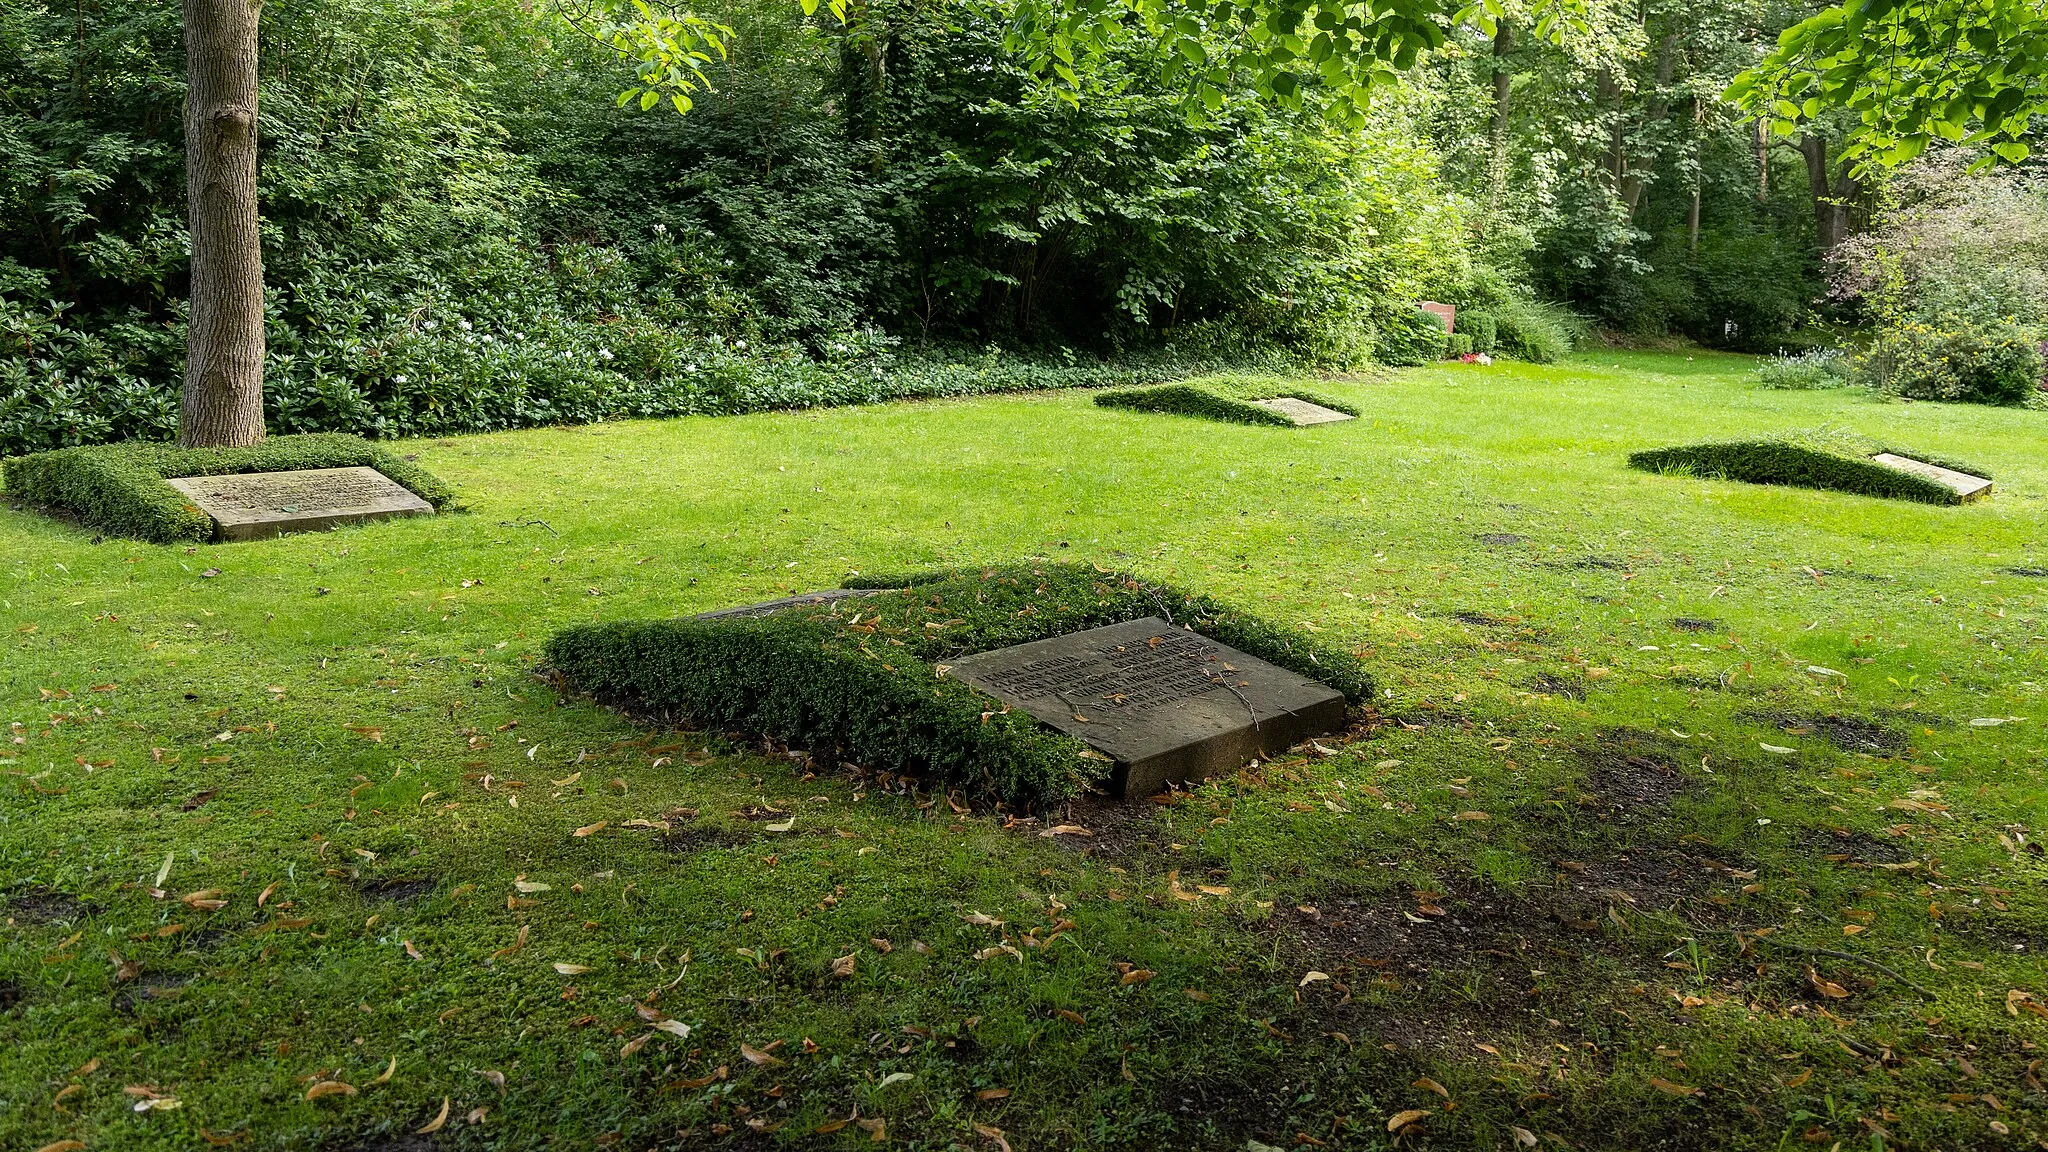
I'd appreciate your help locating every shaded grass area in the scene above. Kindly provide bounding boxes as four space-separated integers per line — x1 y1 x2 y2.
2 350 2046 1150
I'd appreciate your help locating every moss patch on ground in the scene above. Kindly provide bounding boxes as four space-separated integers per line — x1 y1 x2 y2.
2 352 2046 1150
1627 427 1991 505
3 432 458 542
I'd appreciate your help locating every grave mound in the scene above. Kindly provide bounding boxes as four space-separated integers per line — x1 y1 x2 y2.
1627 429 1991 505
545 564 1369 804
4 433 455 542
1094 374 1358 427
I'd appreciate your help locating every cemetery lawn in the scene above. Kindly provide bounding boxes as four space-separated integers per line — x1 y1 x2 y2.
6 349 2048 1152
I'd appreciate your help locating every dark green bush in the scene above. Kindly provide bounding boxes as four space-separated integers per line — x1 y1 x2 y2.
1093 378 1359 425
1445 333 1475 358
1375 307 1450 366
1858 316 2045 405
1627 431 1989 506
1490 297 1587 363
545 564 1371 805
3 433 456 542
1462 312 1499 354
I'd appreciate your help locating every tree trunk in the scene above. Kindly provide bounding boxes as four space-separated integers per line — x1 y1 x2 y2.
1485 21 1513 217
181 0 266 448
1797 134 1857 255
1752 118 1769 202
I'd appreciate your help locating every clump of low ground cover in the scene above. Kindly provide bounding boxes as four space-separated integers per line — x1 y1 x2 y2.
1627 427 1989 504
545 563 1371 805
1093 373 1361 425
3 432 456 542
1754 348 1852 390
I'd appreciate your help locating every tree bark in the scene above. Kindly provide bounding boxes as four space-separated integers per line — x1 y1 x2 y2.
181 0 266 448
1485 20 1513 217
1797 134 1857 255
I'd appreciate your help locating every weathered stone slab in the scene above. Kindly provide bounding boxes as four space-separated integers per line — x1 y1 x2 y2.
165 467 433 541
946 617 1346 798
1870 453 1993 502
693 588 881 620
1419 301 1457 332
1251 397 1355 426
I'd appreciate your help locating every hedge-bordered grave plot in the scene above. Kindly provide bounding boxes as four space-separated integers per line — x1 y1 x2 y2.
1094 373 1360 427
545 562 1370 805
3 432 457 542
1628 427 1993 505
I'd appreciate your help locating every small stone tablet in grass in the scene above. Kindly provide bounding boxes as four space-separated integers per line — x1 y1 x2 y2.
947 617 1346 799
1248 397 1355 426
692 589 880 620
1868 453 1993 502
167 467 434 541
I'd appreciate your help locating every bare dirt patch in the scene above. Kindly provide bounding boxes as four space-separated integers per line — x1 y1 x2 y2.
6 886 90 924
1528 674 1586 701
1452 611 1505 627
2004 567 2048 579
356 877 437 903
1578 730 1690 819
1745 711 1905 754
1670 617 1718 633
0 978 21 1013
1476 533 1528 546
1797 828 1911 865
1036 795 1165 858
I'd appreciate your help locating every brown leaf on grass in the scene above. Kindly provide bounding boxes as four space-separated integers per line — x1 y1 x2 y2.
1119 969 1156 986
36 1143 86 1152
416 1098 450 1134
1412 1076 1450 1099
976 1087 1011 1100
830 954 857 978
1038 824 1092 838
973 1123 1012 1152
740 1043 784 1067
465 1106 488 1125
257 881 280 907
1782 1069 1812 1088
620 1034 653 1058
553 962 593 976
199 1129 249 1146
669 1066 728 1090
181 889 227 911
344 725 384 743
478 1069 506 1090
403 940 423 961
857 1118 886 1141
815 1119 852 1135
973 944 1023 962
368 1056 396 1086
1184 989 1211 1002
304 1080 356 1101
1387 1108 1432 1133
1454 811 1491 822
961 912 1004 927
870 937 893 953
1510 1127 1538 1148
1056 1009 1084 1024
573 821 607 838
491 924 530 960
1807 969 1851 999
1648 1077 1701 1097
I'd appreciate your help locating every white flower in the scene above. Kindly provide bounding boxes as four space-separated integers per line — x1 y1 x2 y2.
685 364 698 373
598 348 613 361
458 319 472 331
393 374 407 384
653 223 668 235
480 334 493 343
734 340 747 350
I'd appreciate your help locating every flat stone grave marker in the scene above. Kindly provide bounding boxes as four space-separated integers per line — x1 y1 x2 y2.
1869 453 1993 502
165 467 434 541
693 588 880 620
1251 397 1355 426
946 617 1345 798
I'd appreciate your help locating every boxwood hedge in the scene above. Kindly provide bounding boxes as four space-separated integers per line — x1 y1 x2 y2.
3 432 457 542
1627 432 1990 506
1093 375 1360 426
545 563 1371 806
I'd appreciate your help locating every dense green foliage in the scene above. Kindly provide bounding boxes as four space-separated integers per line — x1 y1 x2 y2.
1092 374 1360 424
1628 428 1988 504
546 563 1369 804
2 432 454 541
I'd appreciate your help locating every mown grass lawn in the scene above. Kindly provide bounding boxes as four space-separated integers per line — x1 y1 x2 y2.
4 350 2046 1152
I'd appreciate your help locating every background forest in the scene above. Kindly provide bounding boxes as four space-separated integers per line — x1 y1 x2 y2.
0 0 2026 454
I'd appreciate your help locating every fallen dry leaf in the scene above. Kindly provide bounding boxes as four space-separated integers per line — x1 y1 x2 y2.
1648 1077 1701 1097
1412 1076 1450 1099
1454 810 1491 822
36 1142 86 1152
1038 824 1093 838
974 1122 1013 1152
830 953 857 978
368 1056 396 1086
976 1087 1012 1101
1119 969 1156 986
416 1098 450 1134
1807 969 1851 999
304 1080 356 1101
1299 971 1331 987
621 1034 653 1058
573 821 607 837
552 962 593 976
740 1043 784 1067
1387 1108 1432 1133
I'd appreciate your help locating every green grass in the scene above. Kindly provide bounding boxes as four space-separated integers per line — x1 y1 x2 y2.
3 349 2046 1150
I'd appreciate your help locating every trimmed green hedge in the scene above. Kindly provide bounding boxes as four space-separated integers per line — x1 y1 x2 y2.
3 432 458 542
546 563 1371 806
1093 375 1360 426
1627 430 1990 506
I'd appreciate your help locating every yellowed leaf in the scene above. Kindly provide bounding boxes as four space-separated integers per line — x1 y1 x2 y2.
416 1098 450 1134
1648 1077 1700 1097
1412 1076 1450 1099
573 821 607 838
1387 1108 1432 1132
552 962 592 975
829 953 856 978
1119 969 1156 986
1038 824 1092 838
304 1080 357 1101
368 1056 396 1086
740 1043 784 1067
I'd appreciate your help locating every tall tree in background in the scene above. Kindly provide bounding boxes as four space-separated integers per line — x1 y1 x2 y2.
180 0 266 448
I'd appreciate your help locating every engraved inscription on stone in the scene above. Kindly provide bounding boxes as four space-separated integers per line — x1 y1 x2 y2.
1250 397 1355 426
166 467 434 541
948 617 1346 799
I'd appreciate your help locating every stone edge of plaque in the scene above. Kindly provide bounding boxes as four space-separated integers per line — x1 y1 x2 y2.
165 466 435 543
1869 452 1993 501
692 588 881 620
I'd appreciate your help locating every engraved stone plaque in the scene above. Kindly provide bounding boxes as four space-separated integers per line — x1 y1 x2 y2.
947 617 1346 798
165 467 434 541
1251 397 1355 426
1870 453 1992 502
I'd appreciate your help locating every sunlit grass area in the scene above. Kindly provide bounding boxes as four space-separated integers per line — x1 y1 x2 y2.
4 350 2045 1150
